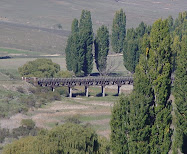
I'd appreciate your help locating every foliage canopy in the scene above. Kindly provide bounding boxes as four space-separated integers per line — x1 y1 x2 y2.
18 58 60 78
3 123 110 154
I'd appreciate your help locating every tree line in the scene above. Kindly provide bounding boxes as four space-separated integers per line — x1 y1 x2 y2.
65 9 151 76
111 12 187 154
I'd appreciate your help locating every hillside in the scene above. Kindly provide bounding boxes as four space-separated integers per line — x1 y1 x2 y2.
0 0 186 54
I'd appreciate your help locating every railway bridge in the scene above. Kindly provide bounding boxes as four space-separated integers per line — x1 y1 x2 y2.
23 76 133 97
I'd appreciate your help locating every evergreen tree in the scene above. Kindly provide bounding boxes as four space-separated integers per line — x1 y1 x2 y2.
173 35 187 154
79 10 94 76
94 25 109 75
111 9 126 53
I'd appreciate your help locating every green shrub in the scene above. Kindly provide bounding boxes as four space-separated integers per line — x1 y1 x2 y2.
65 115 82 124
55 70 73 78
3 123 101 154
55 87 68 96
21 119 35 130
0 128 9 143
20 96 36 107
18 58 60 78
16 86 24 93
11 126 39 139
28 87 37 94
6 93 14 100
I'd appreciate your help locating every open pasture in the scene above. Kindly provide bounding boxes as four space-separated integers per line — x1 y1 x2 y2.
0 0 186 54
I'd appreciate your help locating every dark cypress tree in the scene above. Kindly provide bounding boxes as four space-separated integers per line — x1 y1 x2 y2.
173 35 187 154
79 10 94 76
94 25 109 76
111 9 126 53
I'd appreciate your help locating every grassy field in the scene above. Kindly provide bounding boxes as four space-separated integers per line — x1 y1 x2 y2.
0 54 131 142
0 0 186 54
0 54 129 80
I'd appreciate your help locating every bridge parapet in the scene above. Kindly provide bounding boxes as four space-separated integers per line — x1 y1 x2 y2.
37 76 134 87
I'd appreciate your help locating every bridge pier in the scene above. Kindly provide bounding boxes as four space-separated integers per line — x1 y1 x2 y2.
85 86 89 97
52 87 55 92
102 86 105 97
33 77 38 86
118 85 121 95
69 87 72 98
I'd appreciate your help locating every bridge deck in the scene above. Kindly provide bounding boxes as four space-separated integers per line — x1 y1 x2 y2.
37 76 134 87
23 76 174 97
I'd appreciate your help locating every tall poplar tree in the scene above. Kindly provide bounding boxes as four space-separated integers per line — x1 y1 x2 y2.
111 9 126 53
65 36 73 71
148 19 172 154
110 96 130 153
94 25 109 75
70 19 85 76
79 10 94 76
123 22 150 73
111 19 172 154
65 18 79 72
173 35 187 154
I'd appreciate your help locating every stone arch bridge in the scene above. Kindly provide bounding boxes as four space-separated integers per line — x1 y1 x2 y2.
23 76 134 97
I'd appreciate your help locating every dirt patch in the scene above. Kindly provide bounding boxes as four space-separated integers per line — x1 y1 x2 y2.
0 113 29 129
86 101 114 107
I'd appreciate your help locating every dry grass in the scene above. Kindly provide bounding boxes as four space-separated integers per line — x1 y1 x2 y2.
0 0 186 54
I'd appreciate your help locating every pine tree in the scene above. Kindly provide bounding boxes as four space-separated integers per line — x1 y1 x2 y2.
173 35 187 153
79 10 94 76
94 25 109 76
111 9 126 53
